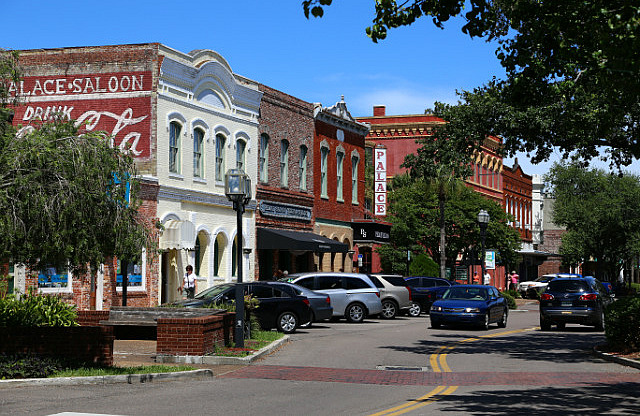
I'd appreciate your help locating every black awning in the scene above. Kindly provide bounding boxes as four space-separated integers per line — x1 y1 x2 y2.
257 228 348 253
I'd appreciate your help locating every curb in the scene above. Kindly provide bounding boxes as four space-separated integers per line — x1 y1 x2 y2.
0 369 213 388
156 335 290 365
593 346 640 370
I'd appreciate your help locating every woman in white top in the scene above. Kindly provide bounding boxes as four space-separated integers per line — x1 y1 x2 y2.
179 265 196 299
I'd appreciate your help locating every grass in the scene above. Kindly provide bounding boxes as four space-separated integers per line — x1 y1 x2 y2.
52 365 195 377
212 329 284 357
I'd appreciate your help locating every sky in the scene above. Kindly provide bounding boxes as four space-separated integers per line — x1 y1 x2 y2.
3 0 638 176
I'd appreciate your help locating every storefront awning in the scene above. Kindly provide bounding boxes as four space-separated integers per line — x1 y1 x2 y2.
257 228 348 253
159 219 196 250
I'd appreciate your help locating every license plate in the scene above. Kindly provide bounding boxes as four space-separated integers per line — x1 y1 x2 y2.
561 302 572 306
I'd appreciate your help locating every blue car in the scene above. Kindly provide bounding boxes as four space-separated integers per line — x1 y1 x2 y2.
429 285 508 330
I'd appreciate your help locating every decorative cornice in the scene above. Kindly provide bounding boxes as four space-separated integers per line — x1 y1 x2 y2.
158 185 256 211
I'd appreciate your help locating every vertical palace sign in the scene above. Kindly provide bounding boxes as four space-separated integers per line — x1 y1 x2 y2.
374 147 387 216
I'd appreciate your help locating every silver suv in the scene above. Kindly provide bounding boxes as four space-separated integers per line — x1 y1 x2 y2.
368 274 412 319
289 272 383 323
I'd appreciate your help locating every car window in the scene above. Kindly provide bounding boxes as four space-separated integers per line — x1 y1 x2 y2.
195 283 235 299
548 280 589 293
423 278 437 288
273 288 291 298
369 275 384 288
295 276 315 290
345 277 370 289
317 276 342 290
380 276 407 286
405 278 420 287
444 286 488 300
250 285 274 298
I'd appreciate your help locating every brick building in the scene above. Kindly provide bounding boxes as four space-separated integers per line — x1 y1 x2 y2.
9 44 261 309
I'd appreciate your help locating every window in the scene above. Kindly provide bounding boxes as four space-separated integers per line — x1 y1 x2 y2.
169 121 181 173
317 275 342 290
351 155 359 203
236 139 246 171
345 277 369 289
38 266 71 291
299 145 308 191
320 147 329 198
116 260 143 288
259 134 269 182
215 134 226 181
214 238 220 276
250 285 274 298
280 140 289 187
193 128 204 178
295 276 315 289
336 151 344 201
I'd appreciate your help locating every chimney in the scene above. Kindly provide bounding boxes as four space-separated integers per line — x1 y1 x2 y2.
373 105 386 117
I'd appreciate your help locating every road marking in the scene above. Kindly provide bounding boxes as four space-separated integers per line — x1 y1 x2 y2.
368 385 452 416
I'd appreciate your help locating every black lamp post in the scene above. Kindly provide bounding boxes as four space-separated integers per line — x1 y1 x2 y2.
225 168 251 348
478 209 490 282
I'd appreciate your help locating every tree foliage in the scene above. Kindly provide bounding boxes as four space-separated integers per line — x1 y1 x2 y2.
0 49 157 274
303 1 640 167
546 163 640 281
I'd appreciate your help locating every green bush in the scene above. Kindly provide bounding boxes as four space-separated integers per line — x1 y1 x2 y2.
605 296 640 353
0 354 69 379
500 291 517 310
503 289 522 299
0 289 78 327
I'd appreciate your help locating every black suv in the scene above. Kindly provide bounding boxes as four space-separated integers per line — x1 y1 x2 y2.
539 276 614 331
404 276 458 316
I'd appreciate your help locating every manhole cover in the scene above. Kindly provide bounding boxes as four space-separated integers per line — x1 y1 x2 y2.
376 365 428 371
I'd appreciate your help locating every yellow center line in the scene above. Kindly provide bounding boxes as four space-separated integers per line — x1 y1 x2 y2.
368 385 450 416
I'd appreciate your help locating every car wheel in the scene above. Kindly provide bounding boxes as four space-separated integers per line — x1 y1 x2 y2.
595 310 605 331
497 308 508 328
277 311 298 334
346 303 366 323
301 311 314 328
540 316 551 331
408 302 422 317
481 313 490 330
381 300 398 319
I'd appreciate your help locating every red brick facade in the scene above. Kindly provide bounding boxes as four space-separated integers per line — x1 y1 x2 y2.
502 162 533 243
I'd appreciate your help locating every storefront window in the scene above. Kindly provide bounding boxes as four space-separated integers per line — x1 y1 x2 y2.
38 266 71 292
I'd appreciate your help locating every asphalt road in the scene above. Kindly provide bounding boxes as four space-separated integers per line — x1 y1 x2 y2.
2 302 640 415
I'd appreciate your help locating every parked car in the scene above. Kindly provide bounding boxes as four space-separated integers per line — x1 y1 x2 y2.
277 281 333 324
429 285 508 330
404 276 458 316
368 274 413 319
518 273 580 298
175 281 312 334
539 276 614 331
288 272 383 323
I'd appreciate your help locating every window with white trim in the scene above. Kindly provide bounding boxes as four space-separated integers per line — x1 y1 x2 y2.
215 134 226 181
299 145 308 191
351 155 359 204
116 250 147 291
169 121 181 173
320 146 329 198
193 128 204 178
280 140 289 188
38 266 72 293
336 151 344 201
259 134 269 183
236 139 246 171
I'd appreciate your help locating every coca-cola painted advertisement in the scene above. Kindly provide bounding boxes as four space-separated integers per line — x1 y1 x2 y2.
10 71 153 159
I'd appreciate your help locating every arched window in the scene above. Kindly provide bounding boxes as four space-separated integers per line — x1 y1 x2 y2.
280 139 289 188
214 238 220 276
215 134 226 181
299 145 308 191
169 121 181 173
236 139 246 171
259 134 269 183
193 128 204 178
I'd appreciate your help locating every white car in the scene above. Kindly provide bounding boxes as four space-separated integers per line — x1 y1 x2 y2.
519 273 581 298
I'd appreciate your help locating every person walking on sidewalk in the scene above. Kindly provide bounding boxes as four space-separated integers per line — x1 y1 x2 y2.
179 265 197 299
509 270 519 291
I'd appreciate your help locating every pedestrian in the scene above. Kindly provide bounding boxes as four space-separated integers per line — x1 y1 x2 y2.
272 269 283 280
484 271 491 285
473 271 480 284
509 270 519 291
179 265 196 299
282 270 289 279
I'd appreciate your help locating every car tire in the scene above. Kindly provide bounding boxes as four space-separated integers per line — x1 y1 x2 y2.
540 316 551 331
595 310 605 331
346 302 366 323
276 311 298 334
497 308 508 328
381 300 398 319
481 313 490 330
408 302 422 317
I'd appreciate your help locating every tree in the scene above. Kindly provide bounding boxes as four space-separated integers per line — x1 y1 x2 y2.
0 50 157 274
303 1 640 168
546 163 640 281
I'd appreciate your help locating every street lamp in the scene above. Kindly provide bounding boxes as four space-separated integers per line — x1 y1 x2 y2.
225 168 251 348
478 209 490 283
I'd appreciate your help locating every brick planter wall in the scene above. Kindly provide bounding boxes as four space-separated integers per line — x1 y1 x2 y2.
0 326 115 366
156 312 234 356
77 310 110 326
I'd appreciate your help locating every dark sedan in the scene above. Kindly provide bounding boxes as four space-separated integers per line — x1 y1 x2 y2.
405 276 458 316
429 285 508 330
278 281 333 324
177 281 312 334
539 276 613 331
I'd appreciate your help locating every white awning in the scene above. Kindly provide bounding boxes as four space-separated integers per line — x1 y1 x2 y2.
159 219 196 250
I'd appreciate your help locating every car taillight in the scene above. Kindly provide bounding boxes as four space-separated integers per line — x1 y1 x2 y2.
406 286 412 301
324 296 331 305
579 293 598 301
376 291 380 298
540 293 554 301
303 299 310 306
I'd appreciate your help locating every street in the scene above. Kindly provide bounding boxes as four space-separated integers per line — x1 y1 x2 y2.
2 302 640 415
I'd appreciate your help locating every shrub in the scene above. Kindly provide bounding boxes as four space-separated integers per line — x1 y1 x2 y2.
0 354 69 379
503 289 521 299
500 291 517 310
0 289 78 327
605 296 640 353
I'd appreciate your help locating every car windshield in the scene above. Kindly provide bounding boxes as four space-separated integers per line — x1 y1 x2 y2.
547 280 589 293
535 276 550 282
442 287 488 300
194 283 234 299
